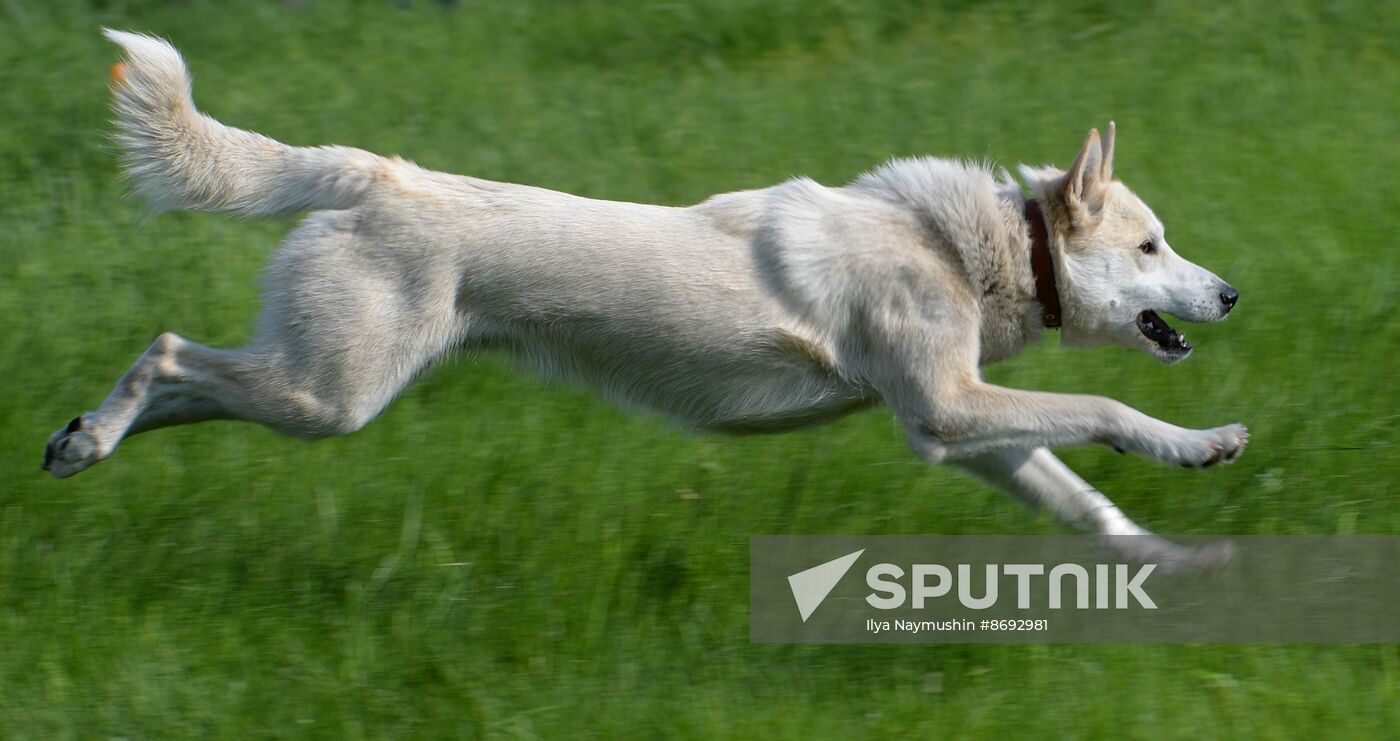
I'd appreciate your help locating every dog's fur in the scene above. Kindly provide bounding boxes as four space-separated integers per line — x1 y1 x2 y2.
46 31 1248 567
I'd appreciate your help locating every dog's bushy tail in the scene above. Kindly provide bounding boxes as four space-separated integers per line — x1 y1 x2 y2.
103 29 384 216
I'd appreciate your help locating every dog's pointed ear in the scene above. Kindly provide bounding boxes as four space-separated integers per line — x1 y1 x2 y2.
1063 127 1109 227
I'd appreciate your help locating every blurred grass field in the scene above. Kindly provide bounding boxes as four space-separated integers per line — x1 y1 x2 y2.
2 0 1399 737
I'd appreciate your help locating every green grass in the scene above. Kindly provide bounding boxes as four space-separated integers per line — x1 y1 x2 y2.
3 0 1399 737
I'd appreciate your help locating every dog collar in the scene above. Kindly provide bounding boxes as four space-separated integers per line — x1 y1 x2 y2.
1024 198 1062 328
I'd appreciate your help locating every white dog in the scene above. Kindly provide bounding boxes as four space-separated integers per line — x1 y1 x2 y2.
47 31 1246 567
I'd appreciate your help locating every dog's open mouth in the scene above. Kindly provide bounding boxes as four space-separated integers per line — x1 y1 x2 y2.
1137 310 1191 354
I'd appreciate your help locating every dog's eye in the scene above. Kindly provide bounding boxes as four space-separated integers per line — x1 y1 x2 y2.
1138 240 1156 255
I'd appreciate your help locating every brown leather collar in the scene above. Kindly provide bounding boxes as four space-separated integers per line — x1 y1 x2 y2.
1024 198 1061 328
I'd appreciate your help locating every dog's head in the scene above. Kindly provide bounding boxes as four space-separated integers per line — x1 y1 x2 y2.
1022 123 1238 364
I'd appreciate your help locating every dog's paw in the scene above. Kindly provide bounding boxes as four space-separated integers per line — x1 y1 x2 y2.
1215 424 1249 464
1196 424 1248 468
1172 424 1248 469
1101 535 1235 575
42 415 103 478
1133 423 1248 469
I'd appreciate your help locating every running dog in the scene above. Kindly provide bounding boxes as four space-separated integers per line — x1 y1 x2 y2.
46 30 1247 568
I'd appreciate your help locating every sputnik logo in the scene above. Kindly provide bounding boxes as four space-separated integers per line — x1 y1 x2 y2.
787 549 864 622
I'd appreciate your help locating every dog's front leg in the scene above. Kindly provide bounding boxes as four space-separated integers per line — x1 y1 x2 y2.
901 379 1247 468
955 447 1233 571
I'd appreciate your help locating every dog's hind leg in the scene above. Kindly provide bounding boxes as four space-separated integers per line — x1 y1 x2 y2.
41 332 362 478
44 209 469 479
44 273 464 479
41 305 458 477
956 447 1234 572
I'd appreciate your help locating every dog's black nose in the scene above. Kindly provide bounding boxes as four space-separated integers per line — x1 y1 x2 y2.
1220 287 1239 311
